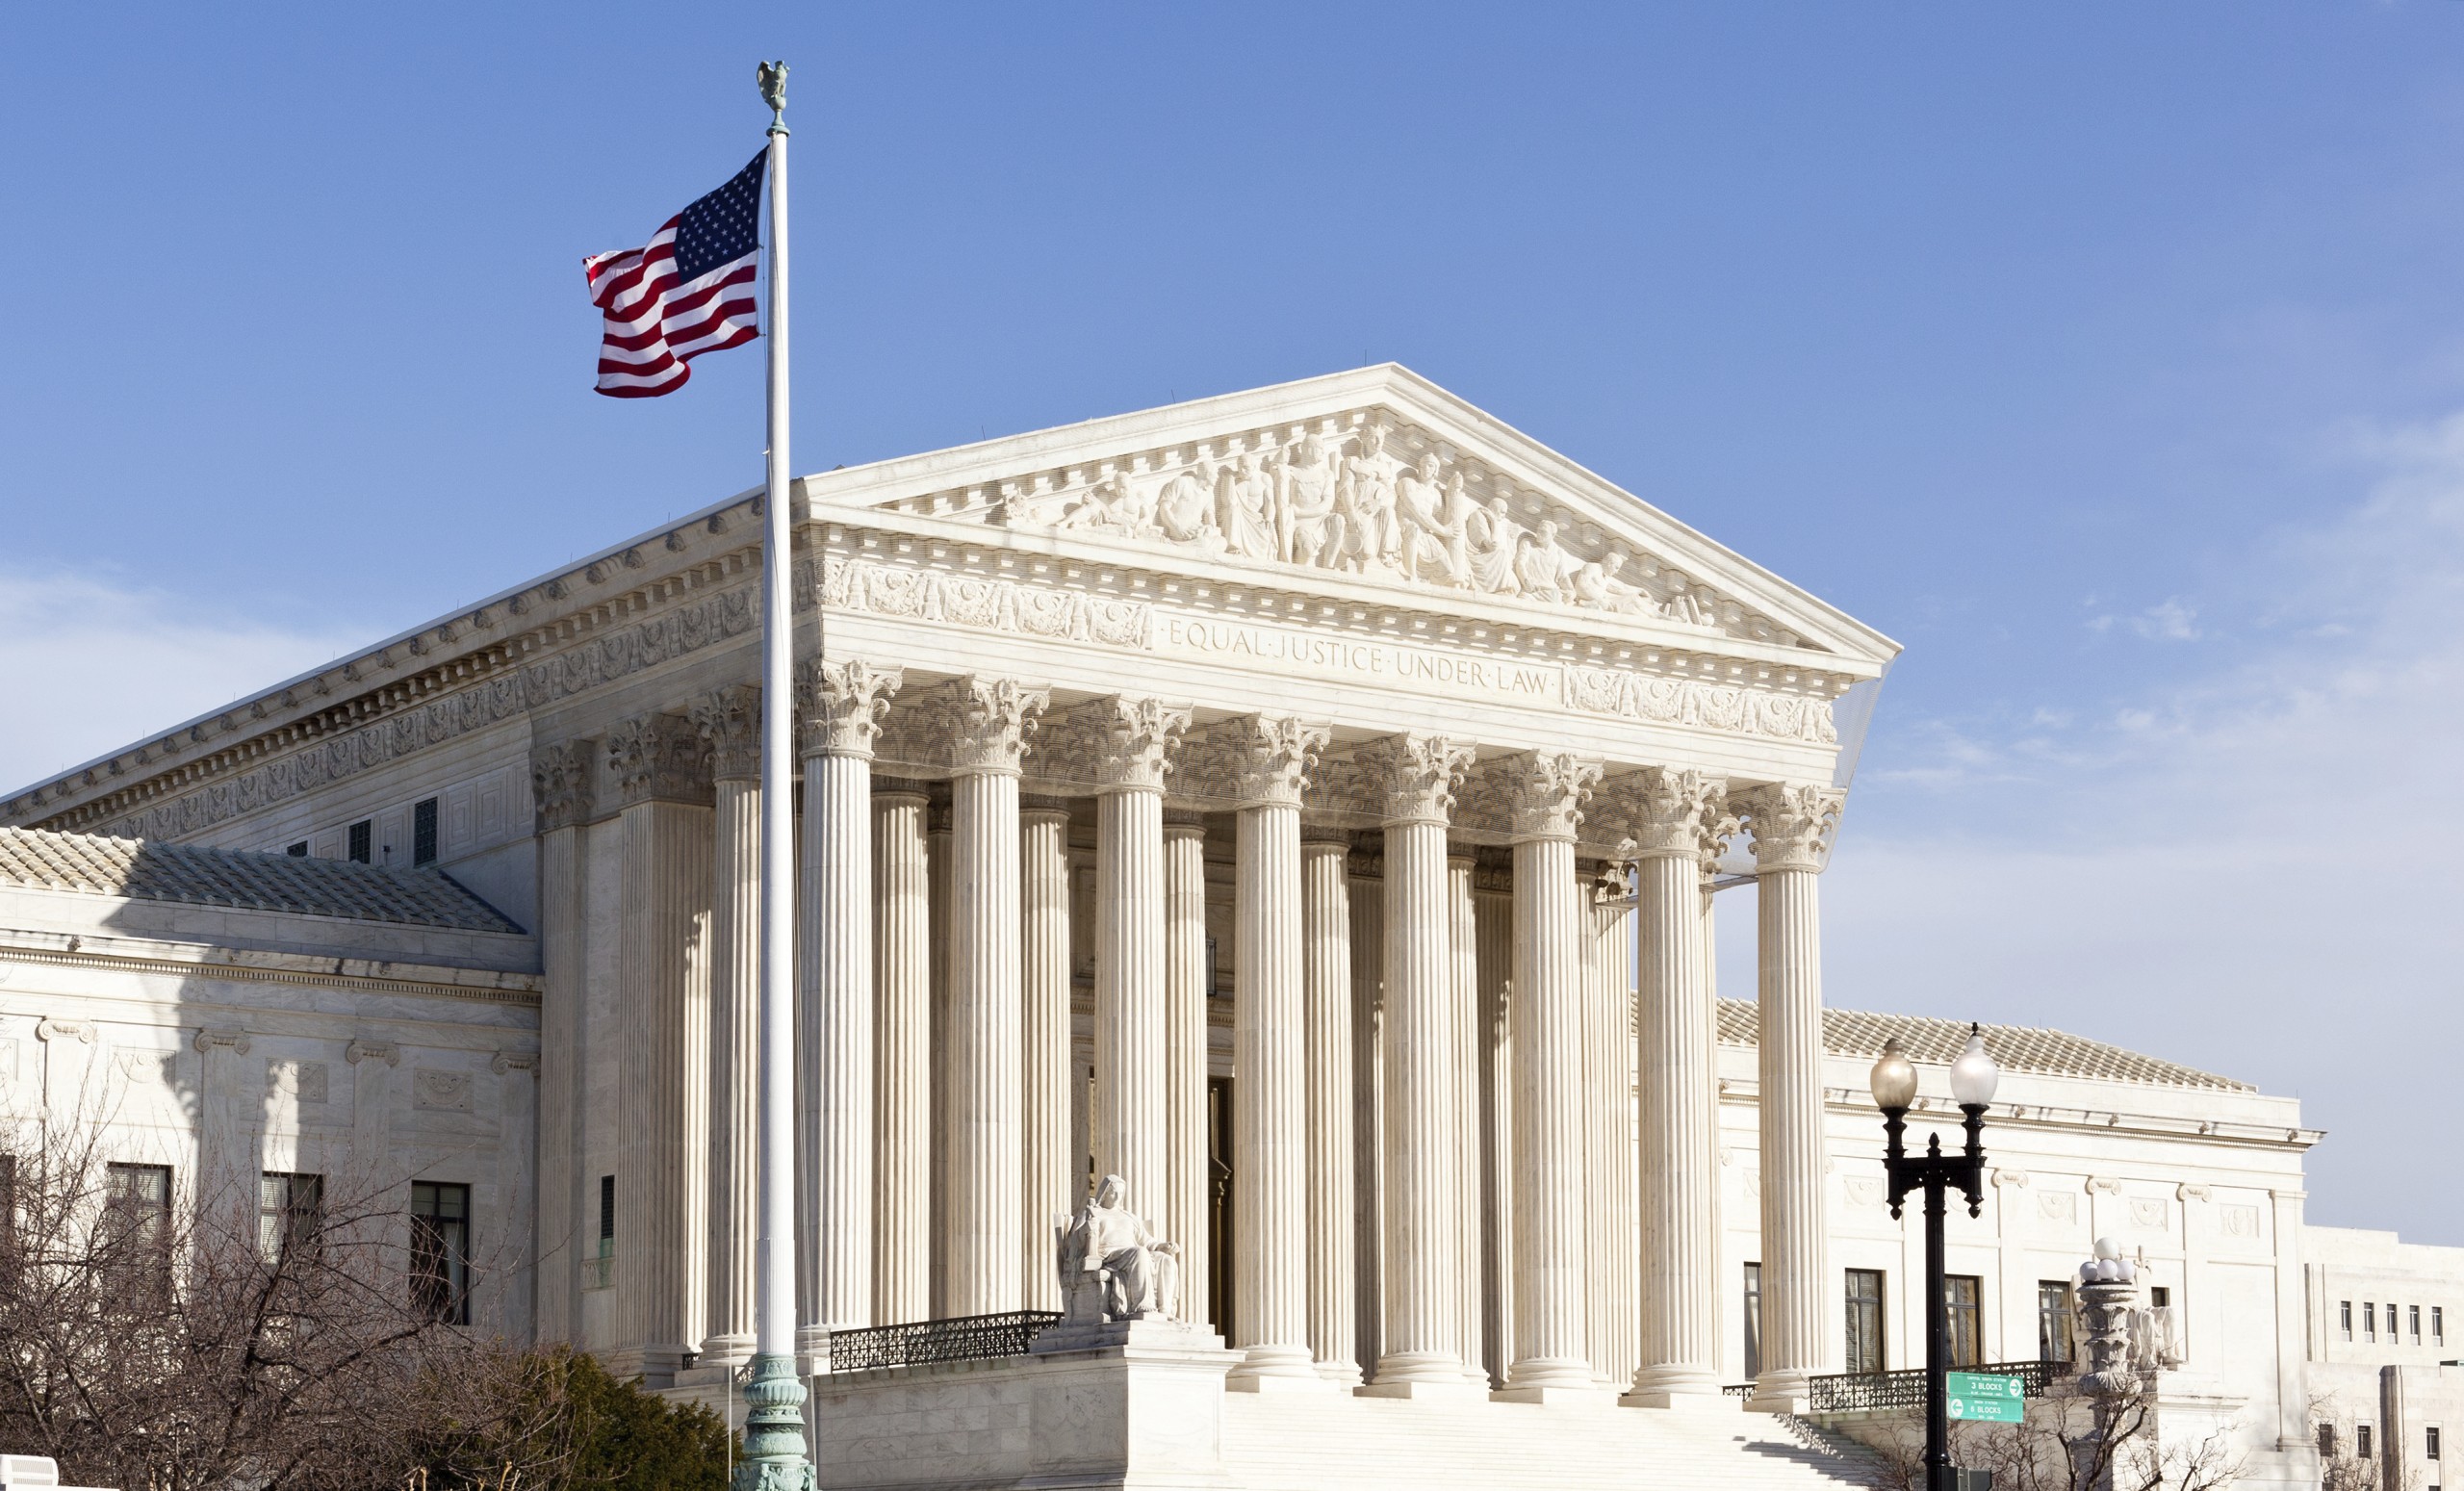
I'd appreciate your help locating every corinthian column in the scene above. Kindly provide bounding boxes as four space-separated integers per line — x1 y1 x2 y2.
1067 698 1192 1213
1473 854 1514 1387
1222 715 1330 1385
871 783 932 1324
933 677 1049 1316
794 659 902 1343
1348 844 1384 1380
1163 810 1212 1328
1447 850 1485 1387
526 740 594 1346
1301 830 1358 1383
688 685 762 1367
1619 767 1731 1407
1736 782 1844 1412
1363 733 1479 1396
1586 866 1641 1389
1499 753 1604 1401
1019 795 1074 1311
604 712 713 1387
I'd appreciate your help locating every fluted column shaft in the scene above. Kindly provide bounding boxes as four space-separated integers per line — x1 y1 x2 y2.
1505 833 1593 1392
1301 835 1358 1382
938 677 1046 1317
871 788 933 1324
1473 870 1514 1387
1020 801 1074 1311
926 799 953 1318
526 741 592 1346
606 713 712 1387
1094 785 1168 1207
1447 852 1486 1387
1368 733 1476 1392
1587 877 1642 1387
1628 769 1727 1403
1347 853 1385 1381
700 720 761 1363
1738 784 1844 1408
1164 815 1212 1329
1234 797 1313 1378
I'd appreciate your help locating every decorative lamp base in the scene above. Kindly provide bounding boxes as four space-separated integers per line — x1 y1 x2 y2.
732 1353 815 1491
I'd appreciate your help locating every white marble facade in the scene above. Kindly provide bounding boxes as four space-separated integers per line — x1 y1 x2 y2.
0 367 2412 1487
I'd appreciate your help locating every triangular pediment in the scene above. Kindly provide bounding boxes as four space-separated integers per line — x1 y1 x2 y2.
800 365 1898 667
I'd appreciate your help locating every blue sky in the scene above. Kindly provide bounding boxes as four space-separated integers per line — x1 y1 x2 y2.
5 5 2462 1242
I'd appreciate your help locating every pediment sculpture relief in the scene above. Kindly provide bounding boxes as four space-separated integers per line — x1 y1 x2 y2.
976 418 1797 646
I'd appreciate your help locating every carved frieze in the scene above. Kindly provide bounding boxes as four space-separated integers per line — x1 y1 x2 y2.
1564 665 1837 744
819 557 1153 648
413 1067 473 1112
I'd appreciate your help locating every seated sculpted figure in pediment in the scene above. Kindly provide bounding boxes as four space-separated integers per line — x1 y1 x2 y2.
1056 1173 1182 1324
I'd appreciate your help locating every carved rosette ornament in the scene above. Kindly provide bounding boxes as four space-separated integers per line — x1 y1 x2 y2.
529 739 596 833
1359 733 1477 825
606 712 712 807
923 676 1051 776
691 683 764 781
1047 696 1194 792
1604 766 1730 866
1505 751 1603 843
793 657 905 759
1734 783 1845 876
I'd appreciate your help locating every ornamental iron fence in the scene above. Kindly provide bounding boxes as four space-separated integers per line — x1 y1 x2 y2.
823 1310 1063 1374
1721 1359 2064 1411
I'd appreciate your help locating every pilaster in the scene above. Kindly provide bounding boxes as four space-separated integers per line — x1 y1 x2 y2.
690 687 762 1365
527 736 594 1346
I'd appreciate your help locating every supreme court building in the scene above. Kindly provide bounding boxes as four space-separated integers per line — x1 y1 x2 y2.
4 367 2409 1489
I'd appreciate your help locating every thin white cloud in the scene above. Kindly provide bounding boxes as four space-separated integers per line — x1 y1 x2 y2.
2128 597 2200 641
0 570 364 800
1723 410 2464 1244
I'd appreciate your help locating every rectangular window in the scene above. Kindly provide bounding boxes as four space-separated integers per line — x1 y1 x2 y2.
412 797 439 866
2040 1280 2077 1366
104 1163 172 1295
1844 1268 1886 1375
2436 1305 2446 1346
347 819 372 864
0 1152 15 1269
2150 1286 2171 1309
2416 1304 2426 1344
585 1174 615 1290
410 1181 471 1324
286 840 309 858
1743 1262 1763 1380
257 1172 323 1264
2343 1299 2354 1341
1946 1274 1984 1369
2367 1302 2378 1342
2359 1425 2374 1458
2319 1423 2337 1460
2429 1426 2442 1460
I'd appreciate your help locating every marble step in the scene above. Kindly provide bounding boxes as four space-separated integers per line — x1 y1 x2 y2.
1221 1394 1882 1491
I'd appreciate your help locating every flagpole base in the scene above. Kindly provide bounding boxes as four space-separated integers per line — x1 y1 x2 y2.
732 1353 814 1491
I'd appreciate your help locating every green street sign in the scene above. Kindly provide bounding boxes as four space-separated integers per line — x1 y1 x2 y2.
1946 1372 2027 1424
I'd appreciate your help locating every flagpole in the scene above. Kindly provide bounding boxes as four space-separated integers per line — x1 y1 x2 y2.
739 57 815 1491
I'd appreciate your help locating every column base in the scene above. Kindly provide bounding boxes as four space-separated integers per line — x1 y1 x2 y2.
1314 1359 1365 1387
1491 1383 1619 1407
1227 1342 1321 1385
1745 1368 1812 1416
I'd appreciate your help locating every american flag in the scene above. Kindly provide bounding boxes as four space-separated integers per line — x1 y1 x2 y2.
584 151 766 398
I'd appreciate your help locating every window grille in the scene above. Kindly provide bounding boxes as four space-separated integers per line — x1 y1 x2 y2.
347 820 372 864
1946 1274 1984 1369
258 1172 323 1263
2039 1280 2077 1365
1844 1269 1886 1375
413 797 439 866
411 1181 471 1324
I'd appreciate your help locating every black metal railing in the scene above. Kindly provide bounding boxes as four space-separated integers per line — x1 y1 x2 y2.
1722 1358 2065 1411
824 1310 1062 1374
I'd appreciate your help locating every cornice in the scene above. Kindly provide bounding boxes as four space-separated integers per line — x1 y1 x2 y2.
0 940 542 1008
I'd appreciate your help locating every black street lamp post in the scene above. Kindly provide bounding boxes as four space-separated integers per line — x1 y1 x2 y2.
1869 1026 2003 1491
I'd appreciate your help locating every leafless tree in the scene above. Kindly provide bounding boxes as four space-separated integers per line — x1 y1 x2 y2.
1863 1373 2243 1491
0 1112 571 1490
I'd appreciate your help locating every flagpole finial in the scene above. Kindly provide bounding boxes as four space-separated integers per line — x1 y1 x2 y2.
757 60 788 135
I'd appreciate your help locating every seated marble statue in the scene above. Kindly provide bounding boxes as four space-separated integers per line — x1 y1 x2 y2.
1056 1173 1181 1323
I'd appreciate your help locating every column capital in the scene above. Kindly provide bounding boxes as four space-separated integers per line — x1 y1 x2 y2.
1360 733 1476 825
1194 714 1332 808
1734 783 1846 875
795 657 905 759
192 1027 251 1055
1505 751 1603 843
529 738 598 833
345 1039 400 1067
1047 695 1194 792
920 676 1050 776
690 683 764 781
1602 766 1729 866
606 712 711 808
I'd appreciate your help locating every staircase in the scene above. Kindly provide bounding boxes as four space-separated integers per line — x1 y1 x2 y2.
1222 1391 1886 1491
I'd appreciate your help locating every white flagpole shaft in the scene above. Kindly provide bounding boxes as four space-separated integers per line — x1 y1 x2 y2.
755 117 796 1362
